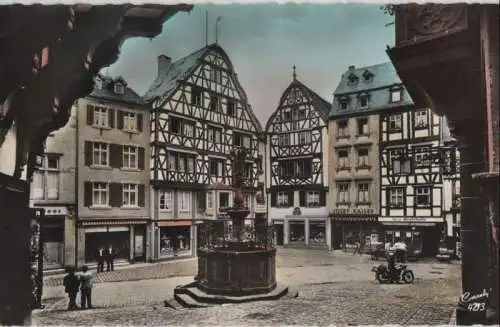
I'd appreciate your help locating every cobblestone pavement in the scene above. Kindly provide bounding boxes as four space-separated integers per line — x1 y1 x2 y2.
34 248 461 325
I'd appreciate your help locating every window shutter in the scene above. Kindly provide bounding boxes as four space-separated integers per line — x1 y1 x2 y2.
319 190 326 206
288 191 294 207
84 182 92 207
84 141 92 166
110 144 122 168
138 184 145 207
137 113 143 132
117 110 124 130
108 109 115 128
271 191 277 207
138 147 145 170
86 105 93 125
299 191 306 207
110 183 122 207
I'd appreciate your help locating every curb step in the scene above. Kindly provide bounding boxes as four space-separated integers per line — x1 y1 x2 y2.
174 293 213 308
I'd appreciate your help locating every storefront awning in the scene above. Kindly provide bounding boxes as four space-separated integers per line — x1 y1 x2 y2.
80 219 148 226
330 216 378 223
157 220 192 227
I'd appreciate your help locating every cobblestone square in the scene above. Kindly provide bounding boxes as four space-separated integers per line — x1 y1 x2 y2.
34 248 461 325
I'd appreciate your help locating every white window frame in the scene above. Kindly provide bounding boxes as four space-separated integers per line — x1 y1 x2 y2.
114 83 124 95
359 96 368 108
159 190 173 211
338 149 349 168
357 148 369 167
389 188 404 208
179 191 191 212
390 90 402 103
206 191 213 209
299 131 311 145
92 142 109 167
93 106 108 128
357 183 369 203
244 193 251 209
414 110 428 128
31 155 60 200
306 191 320 207
178 156 185 171
122 145 138 169
357 118 369 135
187 157 195 172
414 147 431 167
415 187 431 207
123 112 137 132
389 114 402 130
167 153 176 170
243 136 251 148
92 182 109 207
277 191 288 207
337 183 350 203
279 134 289 146
210 68 222 84
122 183 138 207
184 123 194 138
337 120 348 138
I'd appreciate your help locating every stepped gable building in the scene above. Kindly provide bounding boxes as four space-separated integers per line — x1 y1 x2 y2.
328 63 388 251
265 68 330 249
30 74 152 267
143 43 266 261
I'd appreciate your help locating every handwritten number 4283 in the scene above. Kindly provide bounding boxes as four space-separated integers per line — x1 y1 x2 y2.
467 302 486 312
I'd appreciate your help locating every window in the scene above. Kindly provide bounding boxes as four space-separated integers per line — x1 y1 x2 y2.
359 96 368 108
122 145 138 169
31 155 60 200
357 118 369 135
209 159 223 176
388 148 404 166
207 126 222 143
337 120 348 138
414 110 428 129
210 68 222 84
389 114 402 130
306 191 320 207
277 192 288 207
279 134 290 146
169 117 181 134
179 191 191 212
279 159 312 178
243 193 251 209
299 131 311 145
207 192 213 209
299 109 307 120
415 187 431 207
219 192 229 209
159 191 173 211
183 123 194 138
283 110 292 121
337 183 349 203
414 146 431 167
122 183 138 207
187 157 195 172
167 153 176 170
92 182 109 207
244 163 253 180
389 188 404 208
390 89 402 103
357 148 369 168
114 83 124 95
340 101 348 110
357 183 369 203
233 133 242 147
92 143 109 166
123 112 137 131
226 100 235 116
191 87 202 106
178 156 185 171
338 149 349 169
209 95 219 111
93 106 108 127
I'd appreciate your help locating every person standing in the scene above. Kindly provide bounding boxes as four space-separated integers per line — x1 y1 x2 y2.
96 247 105 273
62 266 80 310
106 244 115 272
79 265 93 309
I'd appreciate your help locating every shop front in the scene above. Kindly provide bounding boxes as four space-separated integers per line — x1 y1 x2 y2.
378 217 444 257
281 214 331 249
81 220 148 263
329 213 380 253
272 220 284 246
156 220 195 259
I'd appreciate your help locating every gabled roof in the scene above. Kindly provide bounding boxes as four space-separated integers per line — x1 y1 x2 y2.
265 78 330 132
144 43 262 132
89 75 145 107
329 62 415 119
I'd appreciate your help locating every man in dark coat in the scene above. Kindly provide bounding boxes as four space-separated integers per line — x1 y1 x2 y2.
106 245 115 272
96 247 105 273
63 266 80 310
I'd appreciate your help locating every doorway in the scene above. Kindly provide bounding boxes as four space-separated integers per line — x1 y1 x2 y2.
332 224 343 249
274 224 284 246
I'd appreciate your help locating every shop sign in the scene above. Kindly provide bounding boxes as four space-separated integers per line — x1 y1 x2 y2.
292 207 302 216
379 217 443 223
330 208 374 215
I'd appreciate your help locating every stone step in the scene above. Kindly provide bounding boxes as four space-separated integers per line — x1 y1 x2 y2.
174 293 213 308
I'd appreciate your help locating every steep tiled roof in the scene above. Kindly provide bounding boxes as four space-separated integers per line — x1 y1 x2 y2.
143 43 262 132
89 75 146 107
329 62 414 119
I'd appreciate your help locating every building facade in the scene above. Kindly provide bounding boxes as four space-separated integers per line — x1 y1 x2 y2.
328 64 385 251
265 72 330 249
144 44 266 261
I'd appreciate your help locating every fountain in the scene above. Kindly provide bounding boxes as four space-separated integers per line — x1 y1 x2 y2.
173 148 292 307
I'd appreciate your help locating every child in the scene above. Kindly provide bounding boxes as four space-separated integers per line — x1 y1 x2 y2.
62 266 80 310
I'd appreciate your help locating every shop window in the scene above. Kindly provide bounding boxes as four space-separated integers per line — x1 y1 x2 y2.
159 190 173 211
289 221 305 243
85 231 130 262
159 226 191 258
309 221 326 245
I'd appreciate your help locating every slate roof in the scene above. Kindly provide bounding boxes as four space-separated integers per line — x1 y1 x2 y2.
143 43 263 132
89 75 146 107
265 78 330 132
329 62 414 119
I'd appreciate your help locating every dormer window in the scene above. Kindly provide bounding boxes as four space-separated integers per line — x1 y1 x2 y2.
338 95 350 111
347 73 359 85
362 70 374 82
114 83 124 95
95 78 103 90
358 93 369 108
390 89 402 103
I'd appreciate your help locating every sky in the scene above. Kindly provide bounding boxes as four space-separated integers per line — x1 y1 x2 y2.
107 4 395 125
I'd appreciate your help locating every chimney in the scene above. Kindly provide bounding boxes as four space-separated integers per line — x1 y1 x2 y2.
348 65 355 71
157 55 172 76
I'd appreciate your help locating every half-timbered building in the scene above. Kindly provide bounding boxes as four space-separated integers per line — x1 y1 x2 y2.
328 64 387 252
265 69 330 249
144 44 266 261
379 68 449 257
